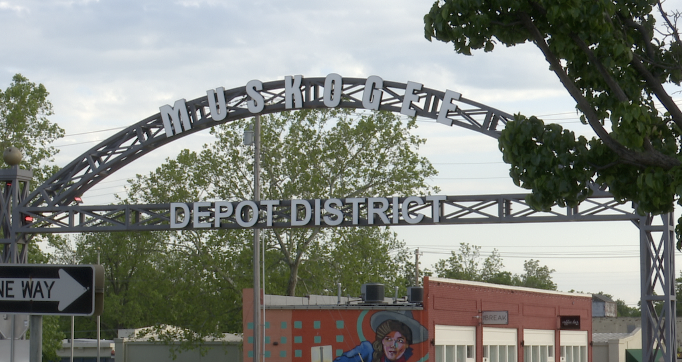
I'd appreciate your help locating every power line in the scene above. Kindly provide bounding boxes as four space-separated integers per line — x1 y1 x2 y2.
63 127 125 137
53 139 104 147
432 161 504 165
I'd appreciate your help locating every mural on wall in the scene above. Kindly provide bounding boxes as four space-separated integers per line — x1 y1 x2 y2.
242 299 429 362
334 310 428 362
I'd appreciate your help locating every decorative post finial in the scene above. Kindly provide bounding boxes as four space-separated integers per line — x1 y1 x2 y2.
3 146 23 166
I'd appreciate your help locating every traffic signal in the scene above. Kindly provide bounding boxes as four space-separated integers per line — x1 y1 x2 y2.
21 214 33 225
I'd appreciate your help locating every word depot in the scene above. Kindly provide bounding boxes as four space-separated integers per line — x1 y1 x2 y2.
170 196 448 229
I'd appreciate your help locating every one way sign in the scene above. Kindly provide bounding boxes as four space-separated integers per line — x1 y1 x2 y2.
0 265 103 316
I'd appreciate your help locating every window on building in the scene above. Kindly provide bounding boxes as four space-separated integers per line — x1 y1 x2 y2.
484 344 517 362
435 344 474 362
560 345 587 362
524 345 553 362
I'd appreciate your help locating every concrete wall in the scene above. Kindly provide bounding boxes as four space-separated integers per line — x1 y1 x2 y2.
593 344 609 362
592 317 682 347
592 318 641 334
592 328 641 362
114 340 241 362
0 340 29 362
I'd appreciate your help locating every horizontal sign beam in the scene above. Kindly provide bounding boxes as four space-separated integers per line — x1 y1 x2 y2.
15 192 639 234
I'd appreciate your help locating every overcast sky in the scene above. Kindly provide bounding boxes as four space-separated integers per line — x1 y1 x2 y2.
2 0 678 306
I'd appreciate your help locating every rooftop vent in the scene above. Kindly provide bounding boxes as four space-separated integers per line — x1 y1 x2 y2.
361 283 385 303
407 286 424 303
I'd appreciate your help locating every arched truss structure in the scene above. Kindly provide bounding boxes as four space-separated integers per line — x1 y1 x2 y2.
23 76 512 209
0 75 674 362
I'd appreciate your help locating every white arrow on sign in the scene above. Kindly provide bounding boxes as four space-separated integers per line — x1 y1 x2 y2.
0 269 88 311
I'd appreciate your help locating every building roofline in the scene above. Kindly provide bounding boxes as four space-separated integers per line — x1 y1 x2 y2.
428 277 593 298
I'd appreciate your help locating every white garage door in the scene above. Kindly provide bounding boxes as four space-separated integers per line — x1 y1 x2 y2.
559 331 587 362
523 329 555 362
435 325 476 362
483 328 517 362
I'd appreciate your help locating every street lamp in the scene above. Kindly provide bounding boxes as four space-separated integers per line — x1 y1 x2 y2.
244 116 261 362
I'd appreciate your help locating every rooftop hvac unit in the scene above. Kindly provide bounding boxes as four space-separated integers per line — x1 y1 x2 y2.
407 286 424 303
361 283 385 303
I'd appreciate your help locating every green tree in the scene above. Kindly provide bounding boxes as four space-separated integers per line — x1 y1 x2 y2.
0 73 64 183
519 259 557 290
0 74 66 360
434 243 505 281
68 231 173 339
299 227 412 297
68 109 436 343
424 0 682 245
434 243 556 290
617 299 642 317
676 271 682 316
126 109 437 297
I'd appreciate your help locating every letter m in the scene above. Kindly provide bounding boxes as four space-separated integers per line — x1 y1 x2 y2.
160 99 192 137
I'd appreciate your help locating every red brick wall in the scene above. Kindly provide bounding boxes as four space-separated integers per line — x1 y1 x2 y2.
243 289 430 362
424 277 592 362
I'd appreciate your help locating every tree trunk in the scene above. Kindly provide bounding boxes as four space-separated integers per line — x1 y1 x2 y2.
286 260 300 296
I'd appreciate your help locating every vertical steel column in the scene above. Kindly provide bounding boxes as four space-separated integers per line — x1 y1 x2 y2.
0 166 33 362
639 212 676 362
0 167 32 264
252 115 261 362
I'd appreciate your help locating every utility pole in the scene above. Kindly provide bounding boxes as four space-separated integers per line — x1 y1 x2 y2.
97 250 101 362
245 116 262 362
414 248 422 286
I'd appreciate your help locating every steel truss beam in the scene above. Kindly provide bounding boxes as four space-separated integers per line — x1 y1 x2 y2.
18 191 638 233
640 213 676 362
22 77 513 210
0 168 32 263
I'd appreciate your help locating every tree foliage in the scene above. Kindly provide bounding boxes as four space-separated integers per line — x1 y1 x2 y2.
125 108 436 297
425 0 682 245
0 74 64 183
617 299 642 317
520 259 557 290
0 73 66 360
66 109 435 342
434 243 557 290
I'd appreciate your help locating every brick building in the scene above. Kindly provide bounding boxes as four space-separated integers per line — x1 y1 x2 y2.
243 277 592 362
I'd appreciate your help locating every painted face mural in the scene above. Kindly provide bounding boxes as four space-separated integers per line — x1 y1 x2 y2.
334 310 428 362
382 331 408 361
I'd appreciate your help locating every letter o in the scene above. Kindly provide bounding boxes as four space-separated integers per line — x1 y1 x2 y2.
236 201 259 227
323 73 343 108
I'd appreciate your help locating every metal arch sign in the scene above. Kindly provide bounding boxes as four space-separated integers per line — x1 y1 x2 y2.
10 73 642 234
23 74 513 210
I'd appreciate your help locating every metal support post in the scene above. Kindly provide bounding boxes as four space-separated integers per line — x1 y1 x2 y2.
414 248 422 286
253 115 261 362
639 212 676 362
29 315 42 362
1 164 34 362
70 316 74 362
0 166 33 264
97 251 101 362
